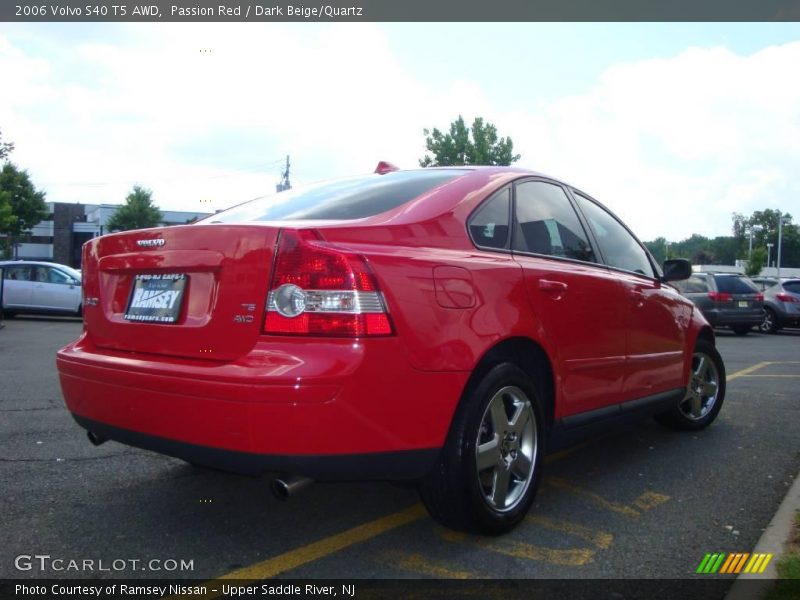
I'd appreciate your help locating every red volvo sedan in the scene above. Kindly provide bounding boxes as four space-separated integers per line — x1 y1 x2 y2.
57 166 725 534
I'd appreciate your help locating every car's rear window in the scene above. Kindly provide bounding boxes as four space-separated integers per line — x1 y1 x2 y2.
714 275 758 294
783 281 800 294
204 170 467 223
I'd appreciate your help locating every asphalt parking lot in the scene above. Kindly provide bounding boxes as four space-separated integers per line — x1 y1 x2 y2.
1 317 798 587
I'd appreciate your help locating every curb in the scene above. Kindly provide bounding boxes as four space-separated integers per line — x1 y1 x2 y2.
725 467 800 600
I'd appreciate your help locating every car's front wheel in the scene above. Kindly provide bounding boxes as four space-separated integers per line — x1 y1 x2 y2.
418 363 544 535
655 339 726 430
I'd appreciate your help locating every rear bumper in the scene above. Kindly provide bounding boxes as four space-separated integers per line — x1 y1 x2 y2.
702 308 763 327
71 414 438 480
57 333 468 480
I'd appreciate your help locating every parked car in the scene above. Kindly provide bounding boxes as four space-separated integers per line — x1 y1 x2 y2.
57 166 725 534
671 272 764 335
759 279 800 333
0 260 83 317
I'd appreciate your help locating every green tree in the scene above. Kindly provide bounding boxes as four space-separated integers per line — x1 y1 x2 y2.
746 247 767 277
419 115 521 167
0 128 14 162
107 185 162 232
0 163 48 237
733 209 799 268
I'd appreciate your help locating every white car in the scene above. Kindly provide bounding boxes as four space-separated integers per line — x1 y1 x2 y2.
0 261 82 317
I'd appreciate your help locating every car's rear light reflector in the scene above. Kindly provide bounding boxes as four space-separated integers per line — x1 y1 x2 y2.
264 229 393 337
776 293 800 303
708 292 732 302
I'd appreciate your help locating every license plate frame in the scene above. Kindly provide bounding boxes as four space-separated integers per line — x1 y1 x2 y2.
124 273 187 324
738 300 749 308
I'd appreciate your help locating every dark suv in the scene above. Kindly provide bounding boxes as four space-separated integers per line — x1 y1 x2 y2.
672 272 764 335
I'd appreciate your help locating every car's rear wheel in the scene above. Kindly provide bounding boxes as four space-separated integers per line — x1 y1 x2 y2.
655 339 725 430
759 308 779 334
418 363 544 535
731 325 751 336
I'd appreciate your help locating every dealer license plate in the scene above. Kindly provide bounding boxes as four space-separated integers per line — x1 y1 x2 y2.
124 274 186 323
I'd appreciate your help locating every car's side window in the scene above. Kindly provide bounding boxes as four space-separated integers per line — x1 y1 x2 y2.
573 192 654 277
47 269 71 285
513 181 595 262
469 187 510 250
683 275 709 293
5 266 32 281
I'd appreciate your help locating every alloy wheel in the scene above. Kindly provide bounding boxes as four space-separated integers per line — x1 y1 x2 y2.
475 386 537 512
679 351 720 421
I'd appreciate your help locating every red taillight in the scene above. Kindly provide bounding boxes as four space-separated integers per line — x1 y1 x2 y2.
708 292 732 302
776 293 800 303
264 229 393 337
755 293 764 302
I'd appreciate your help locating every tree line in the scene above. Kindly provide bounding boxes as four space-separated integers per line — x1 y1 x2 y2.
2 118 798 272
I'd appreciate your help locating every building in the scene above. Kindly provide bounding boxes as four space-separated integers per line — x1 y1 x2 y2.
8 202 212 268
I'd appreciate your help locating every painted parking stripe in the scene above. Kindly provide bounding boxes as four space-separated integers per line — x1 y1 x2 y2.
381 550 480 578
546 478 641 519
525 514 613 549
727 362 771 381
437 528 595 566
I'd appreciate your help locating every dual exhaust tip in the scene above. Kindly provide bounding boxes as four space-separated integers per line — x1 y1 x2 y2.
86 430 312 499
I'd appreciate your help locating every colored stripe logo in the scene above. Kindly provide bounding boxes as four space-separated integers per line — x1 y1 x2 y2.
696 552 773 574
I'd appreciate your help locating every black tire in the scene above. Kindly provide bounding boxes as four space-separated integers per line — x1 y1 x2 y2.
418 363 545 535
655 339 726 431
759 308 779 334
731 325 750 336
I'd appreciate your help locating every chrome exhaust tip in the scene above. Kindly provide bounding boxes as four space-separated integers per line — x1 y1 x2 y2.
271 475 313 500
87 431 108 446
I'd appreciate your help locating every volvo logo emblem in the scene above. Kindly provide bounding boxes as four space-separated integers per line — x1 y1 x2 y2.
136 239 165 247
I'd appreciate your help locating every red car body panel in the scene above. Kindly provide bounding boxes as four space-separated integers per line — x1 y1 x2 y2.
56 167 712 479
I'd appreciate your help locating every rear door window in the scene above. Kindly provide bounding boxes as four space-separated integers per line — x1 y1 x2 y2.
4 266 33 281
512 181 595 262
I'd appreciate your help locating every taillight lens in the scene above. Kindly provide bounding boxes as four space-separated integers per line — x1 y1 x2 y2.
776 293 800 303
755 293 764 302
264 229 393 337
708 292 732 302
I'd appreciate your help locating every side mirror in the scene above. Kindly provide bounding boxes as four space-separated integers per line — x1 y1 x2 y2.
662 259 691 282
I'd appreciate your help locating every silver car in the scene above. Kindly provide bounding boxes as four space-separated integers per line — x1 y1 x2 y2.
759 279 800 333
0 261 83 317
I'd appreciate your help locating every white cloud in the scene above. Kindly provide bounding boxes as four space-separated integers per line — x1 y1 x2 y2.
1 26 799 243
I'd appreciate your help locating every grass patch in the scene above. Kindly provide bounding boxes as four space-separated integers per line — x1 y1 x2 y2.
766 510 800 600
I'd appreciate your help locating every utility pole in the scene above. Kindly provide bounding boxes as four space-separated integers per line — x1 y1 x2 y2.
276 155 291 193
776 211 786 279
767 242 773 270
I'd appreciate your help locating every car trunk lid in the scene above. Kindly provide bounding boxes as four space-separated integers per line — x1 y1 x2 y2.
81 224 278 361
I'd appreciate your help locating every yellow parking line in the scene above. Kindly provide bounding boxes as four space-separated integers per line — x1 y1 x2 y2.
437 528 595 566
547 477 641 519
525 514 613 549
382 551 479 578
632 491 670 511
727 362 772 381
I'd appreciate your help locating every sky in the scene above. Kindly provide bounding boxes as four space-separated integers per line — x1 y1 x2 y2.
1 22 800 242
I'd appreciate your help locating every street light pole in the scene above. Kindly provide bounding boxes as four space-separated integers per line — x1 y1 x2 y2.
748 225 762 258
767 243 774 270
776 212 786 279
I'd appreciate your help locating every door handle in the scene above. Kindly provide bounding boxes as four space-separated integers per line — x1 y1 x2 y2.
538 279 568 295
